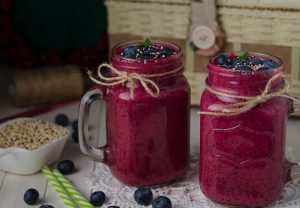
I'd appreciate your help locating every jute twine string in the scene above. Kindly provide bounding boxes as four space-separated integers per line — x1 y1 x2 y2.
199 73 300 116
13 66 83 107
88 63 182 99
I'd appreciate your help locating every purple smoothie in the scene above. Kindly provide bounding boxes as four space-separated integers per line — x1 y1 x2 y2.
104 41 190 187
200 53 294 207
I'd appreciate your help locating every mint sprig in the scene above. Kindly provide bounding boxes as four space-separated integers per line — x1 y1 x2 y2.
237 52 250 61
138 38 152 47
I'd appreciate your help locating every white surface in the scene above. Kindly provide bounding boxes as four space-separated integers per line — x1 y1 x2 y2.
0 103 299 207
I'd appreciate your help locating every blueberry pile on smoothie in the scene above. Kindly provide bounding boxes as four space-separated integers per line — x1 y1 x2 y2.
215 52 279 71
119 38 175 60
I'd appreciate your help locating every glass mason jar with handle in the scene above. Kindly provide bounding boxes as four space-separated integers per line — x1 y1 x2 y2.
79 40 190 187
199 52 300 207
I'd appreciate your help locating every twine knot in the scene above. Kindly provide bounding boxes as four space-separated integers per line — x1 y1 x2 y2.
199 73 300 116
88 63 182 99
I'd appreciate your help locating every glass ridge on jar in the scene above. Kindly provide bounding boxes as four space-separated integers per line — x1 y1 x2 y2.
200 52 294 207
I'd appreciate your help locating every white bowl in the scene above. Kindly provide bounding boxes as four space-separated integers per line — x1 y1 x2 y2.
0 118 70 175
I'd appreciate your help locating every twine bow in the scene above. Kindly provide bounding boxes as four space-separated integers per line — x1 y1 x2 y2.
199 73 300 116
88 63 182 99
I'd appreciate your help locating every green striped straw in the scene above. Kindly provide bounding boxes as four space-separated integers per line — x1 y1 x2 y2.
53 169 94 208
42 166 78 208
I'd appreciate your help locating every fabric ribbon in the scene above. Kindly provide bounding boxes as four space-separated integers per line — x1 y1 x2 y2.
88 63 182 99
199 73 300 116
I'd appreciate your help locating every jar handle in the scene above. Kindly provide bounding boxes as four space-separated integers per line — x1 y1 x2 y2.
78 87 107 163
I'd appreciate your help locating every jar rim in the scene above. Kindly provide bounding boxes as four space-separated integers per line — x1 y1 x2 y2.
111 40 183 74
208 52 283 74
111 40 182 64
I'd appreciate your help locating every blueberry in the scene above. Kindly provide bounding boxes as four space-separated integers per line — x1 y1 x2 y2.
39 205 54 208
233 59 248 67
55 114 69 127
232 59 252 70
140 51 152 59
57 160 75 174
161 47 172 54
152 196 172 208
24 188 39 205
215 54 229 65
158 47 173 58
71 120 78 131
123 46 138 59
147 46 157 53
249 57 263 66
235 65 251 71
262 60 278 69
259 66 270 70
72 131 78 143
90 191 106 206
134 188 153 206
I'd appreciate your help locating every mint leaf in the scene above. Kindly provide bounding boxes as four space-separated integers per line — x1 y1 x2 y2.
238 52 250 60
138 38 152 47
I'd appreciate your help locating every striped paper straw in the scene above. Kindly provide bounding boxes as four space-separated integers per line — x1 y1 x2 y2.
42 166 78 208
53 169 94 208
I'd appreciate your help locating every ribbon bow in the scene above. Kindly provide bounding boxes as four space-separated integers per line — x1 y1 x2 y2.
88 63 182 99
199 73 300 116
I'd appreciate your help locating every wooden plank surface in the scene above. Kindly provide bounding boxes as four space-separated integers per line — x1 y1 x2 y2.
0 171 6 190
0 173 47 208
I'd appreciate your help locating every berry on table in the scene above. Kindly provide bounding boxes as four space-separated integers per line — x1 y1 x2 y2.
57 160 75 174
54 114 69 127
71 120 78 131
39 205 54 208
152 196 172 208
90 191 106 206
134 188 153 206
24 188 39 205
72 131 79 143
215 54 229 65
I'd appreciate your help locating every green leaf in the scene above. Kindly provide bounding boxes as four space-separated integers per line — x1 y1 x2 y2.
138 38 152 47
238 52 250 60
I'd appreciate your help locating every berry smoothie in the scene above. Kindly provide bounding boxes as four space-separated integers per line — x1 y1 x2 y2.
104 40 190 187
200 53 293 207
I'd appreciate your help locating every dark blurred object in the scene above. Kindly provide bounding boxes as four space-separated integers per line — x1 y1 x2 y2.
11 66 84 106
0 0 108 69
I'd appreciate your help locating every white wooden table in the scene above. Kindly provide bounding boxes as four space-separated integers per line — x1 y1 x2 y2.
0 102 300 208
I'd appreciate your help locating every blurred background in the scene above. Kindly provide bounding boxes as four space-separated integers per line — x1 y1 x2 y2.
0 0 108 116
1 0 300 117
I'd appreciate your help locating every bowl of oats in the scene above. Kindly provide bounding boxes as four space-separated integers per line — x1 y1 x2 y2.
0 117 70 175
